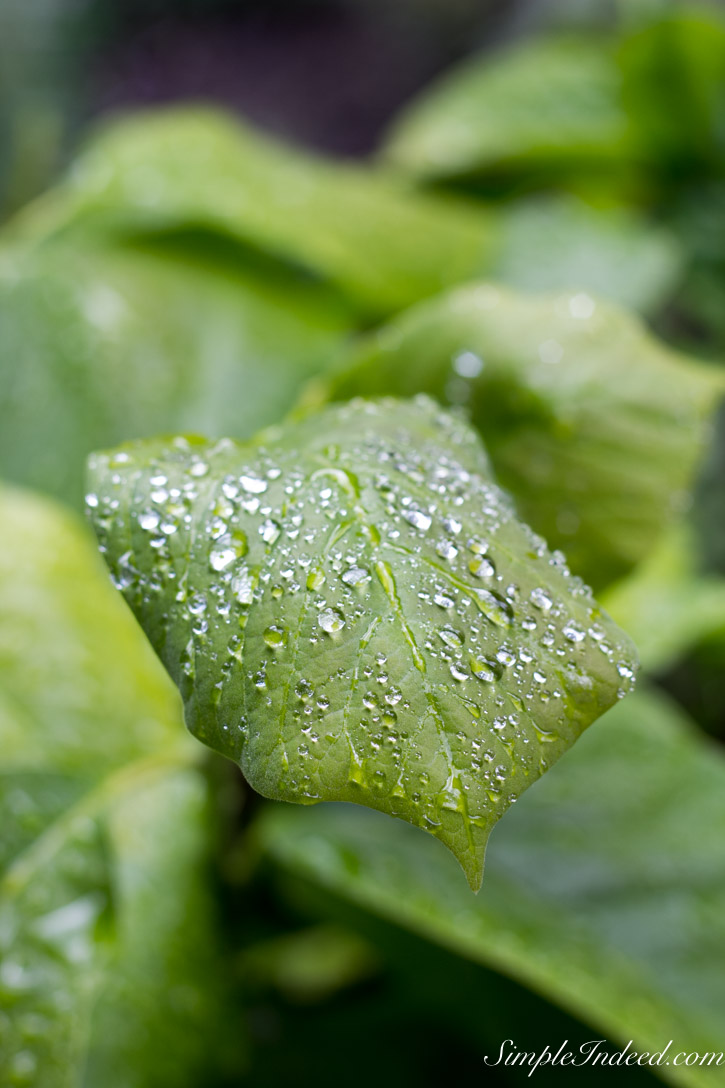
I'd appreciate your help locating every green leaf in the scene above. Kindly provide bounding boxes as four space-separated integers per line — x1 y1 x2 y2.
383 36 633 184
602 524 725 674
0 234 351 508
86 397 636 890
26 106 493 316
313 283 725 589
491 196 683 316
257 687 725 1088
0 483 238 1087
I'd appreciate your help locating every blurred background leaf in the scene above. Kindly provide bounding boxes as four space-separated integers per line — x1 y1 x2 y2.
258 687 725 1088
0 483 244 1086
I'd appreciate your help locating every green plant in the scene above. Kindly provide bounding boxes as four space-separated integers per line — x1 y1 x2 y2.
3 8 725 1086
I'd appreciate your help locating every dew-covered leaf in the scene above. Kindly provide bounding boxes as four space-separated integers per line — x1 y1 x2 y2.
0 484 238 1087
258 687 725 1088
0 234 351 508
313 284 725 589
383 37 633 183
87 397 636 890
30 106 493 316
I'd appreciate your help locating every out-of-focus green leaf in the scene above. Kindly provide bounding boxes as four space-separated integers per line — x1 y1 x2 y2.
0 235 352 508
258 687 725 1088
0 484 240 1087
602 525 725 673
86 397 636 891
620 11 725 175
383 37 633 184
313 283 725 589
26 106 493 316
491 196 683 316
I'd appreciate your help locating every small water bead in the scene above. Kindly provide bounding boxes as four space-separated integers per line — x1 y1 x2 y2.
306 569 326 591
240 474 267 494
469 555 495 579
473 588 513 627
439 627 464 650
470 657 498 683
188 593 207 616
319 607 346 635
436 539 458 560
450 663 469 682
231 568 255 605
190 461 209 477
452 350 484 378
295 679 313 702
139 510 160 532
385 687 402 706
341 566 371 588
261 626 287 648
443 516 462 536
150 488 169 504
404 508 432 531
260 519 281 544
363 691 379 711
210 544 238 572
617 662 635 680
496 648 516 668
562 623 586 643
530 587 553 611
434 592 455 609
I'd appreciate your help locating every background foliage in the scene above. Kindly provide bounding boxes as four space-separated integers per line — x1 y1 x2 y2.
1 2 725 1085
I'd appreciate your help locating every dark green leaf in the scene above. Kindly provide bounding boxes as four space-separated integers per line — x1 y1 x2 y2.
0 484 238 1087
87 397 636 890
258 687 725 1088
383 37 633 184
314 283 725 588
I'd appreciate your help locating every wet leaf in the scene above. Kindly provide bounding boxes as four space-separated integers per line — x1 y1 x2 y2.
314 283 725 589
0 484 237 1087
28 106 493 316
87 397 636 890
258 687 725 1088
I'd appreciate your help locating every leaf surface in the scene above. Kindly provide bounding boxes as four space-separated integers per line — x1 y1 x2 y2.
384 37 633 182
258 687 725 1088
314 283 725 588
0 235 351 507
87 397 636 889
0 484 237 1087
29 106 493 316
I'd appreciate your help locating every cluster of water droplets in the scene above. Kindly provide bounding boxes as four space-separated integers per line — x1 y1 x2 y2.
87 397 637 866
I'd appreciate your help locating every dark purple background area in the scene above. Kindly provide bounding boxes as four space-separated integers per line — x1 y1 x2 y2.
89 0 535 156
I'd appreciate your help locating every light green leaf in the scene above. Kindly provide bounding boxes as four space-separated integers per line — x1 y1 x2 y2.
0 484 238 1087
0 234 351 508
491 196 683 316
258 687 725 1088
25 106 493 316
86 397 636 890
312 283 725 589
602 524 725 673
383 37 633 183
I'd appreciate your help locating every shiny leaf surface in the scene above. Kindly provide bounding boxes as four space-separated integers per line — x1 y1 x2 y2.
87 397 636 889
